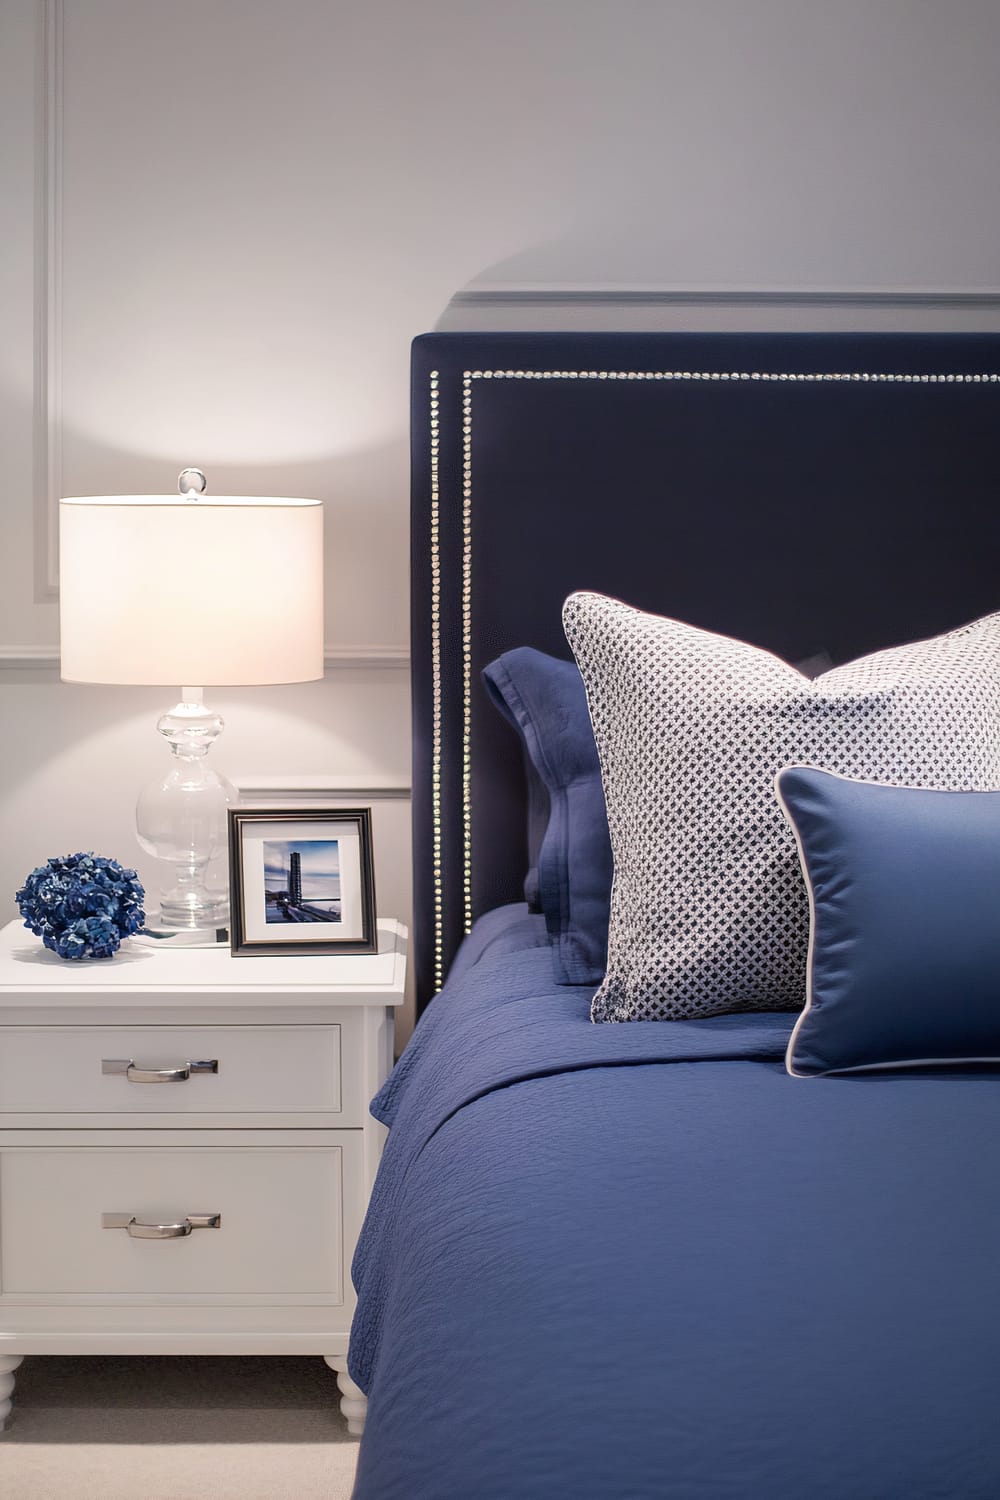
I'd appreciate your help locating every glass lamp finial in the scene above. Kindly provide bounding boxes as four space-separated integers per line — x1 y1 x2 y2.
178 467 207 498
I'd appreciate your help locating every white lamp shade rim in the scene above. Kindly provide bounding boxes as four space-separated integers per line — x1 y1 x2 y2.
60 495 322 509
58 666 326 686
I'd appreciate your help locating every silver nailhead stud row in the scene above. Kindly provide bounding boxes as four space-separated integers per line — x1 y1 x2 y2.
429 364 999 990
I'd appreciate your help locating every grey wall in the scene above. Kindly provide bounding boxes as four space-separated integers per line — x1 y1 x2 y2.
2 0 999 1036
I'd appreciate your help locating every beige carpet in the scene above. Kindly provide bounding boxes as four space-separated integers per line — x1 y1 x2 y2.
0 1356 359 1500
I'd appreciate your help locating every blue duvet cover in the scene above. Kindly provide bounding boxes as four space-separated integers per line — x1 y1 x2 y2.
350 906 1000 1500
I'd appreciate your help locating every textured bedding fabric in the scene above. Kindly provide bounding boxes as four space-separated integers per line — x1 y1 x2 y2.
349 907 1000 1500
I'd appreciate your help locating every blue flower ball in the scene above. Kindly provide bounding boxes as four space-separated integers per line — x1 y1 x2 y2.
16 852 146 960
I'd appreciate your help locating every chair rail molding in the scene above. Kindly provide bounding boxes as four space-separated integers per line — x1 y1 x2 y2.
0 645 410 677
319 646 410 670
233 774 411 805
33 0 63 604
0 646 60 672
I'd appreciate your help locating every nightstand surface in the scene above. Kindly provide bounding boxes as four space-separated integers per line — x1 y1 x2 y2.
0 918 406 1005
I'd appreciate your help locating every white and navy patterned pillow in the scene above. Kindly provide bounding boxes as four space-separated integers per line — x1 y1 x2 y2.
562 593 1000 1022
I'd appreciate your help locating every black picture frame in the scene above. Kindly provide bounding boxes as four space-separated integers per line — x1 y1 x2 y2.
228 807 377 957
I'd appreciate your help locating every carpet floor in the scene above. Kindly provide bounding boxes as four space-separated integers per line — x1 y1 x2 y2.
0 1356 359 1500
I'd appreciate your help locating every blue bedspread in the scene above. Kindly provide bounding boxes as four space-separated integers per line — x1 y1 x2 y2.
350 907 1000 1500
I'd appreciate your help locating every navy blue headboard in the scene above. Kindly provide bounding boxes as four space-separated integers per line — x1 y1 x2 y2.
411 331 1000 1015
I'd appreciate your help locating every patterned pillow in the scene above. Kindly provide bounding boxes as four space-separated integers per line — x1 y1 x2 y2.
562 592 1000 1022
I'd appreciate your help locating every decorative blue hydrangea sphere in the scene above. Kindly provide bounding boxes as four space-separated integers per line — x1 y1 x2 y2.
16 852 145 960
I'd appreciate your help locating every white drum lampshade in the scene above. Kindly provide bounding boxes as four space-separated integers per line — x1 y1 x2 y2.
58 485 325 936
59 495 324 686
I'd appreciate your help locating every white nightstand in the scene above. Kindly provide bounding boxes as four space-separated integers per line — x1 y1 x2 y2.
0 917 406 1436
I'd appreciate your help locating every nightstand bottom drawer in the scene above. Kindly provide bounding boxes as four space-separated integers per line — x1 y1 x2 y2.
0 1135 361 1300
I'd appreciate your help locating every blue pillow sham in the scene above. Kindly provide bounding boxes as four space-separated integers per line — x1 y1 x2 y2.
776 766 1000 1076
482 648 612 985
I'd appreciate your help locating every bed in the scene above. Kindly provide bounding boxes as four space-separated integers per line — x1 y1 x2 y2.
350 332 1000 1499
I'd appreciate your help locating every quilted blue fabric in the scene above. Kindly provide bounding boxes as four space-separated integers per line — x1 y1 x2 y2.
350 907 1000 1500
778 767 1000 1074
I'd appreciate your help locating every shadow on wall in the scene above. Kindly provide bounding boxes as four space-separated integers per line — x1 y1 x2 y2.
13 396 411 651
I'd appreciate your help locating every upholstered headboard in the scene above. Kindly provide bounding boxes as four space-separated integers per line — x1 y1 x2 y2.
411 331 1000 1016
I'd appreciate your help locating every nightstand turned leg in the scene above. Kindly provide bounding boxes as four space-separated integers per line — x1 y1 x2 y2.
0 1356 24 1432
324 1355 367 1437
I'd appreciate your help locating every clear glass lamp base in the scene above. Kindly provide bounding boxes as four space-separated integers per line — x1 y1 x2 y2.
156 885 230 932
135 692 237 939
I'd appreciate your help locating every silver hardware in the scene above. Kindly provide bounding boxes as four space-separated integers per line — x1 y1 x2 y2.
102 1058 219 1082
102 1212 222 1239
177 467 207 498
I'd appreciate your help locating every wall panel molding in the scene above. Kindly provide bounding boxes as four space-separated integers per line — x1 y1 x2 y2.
440 286 1000 333
321 646 410 669
452 286 1000 307
0 645 410 677
33 0 63 603
234 774 410 805
0 646 60 670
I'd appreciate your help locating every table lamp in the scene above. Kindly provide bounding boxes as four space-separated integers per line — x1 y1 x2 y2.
59 470 324 937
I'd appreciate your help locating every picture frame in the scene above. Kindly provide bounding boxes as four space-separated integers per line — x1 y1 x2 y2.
228 807 377 957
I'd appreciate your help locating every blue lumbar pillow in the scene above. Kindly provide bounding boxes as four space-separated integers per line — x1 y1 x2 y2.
775 766 1000 1077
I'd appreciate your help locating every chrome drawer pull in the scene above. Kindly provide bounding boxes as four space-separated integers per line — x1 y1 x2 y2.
102 1058 219 1083
102 1212 222 1239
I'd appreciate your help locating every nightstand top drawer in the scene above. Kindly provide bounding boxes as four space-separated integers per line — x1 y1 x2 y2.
0 918 406 1011
0 1024 350 1119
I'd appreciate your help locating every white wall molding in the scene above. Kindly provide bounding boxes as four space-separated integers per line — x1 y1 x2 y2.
451 285 1000 308
440 286 1000 333
33 0 63 603
234 774 411 804
0 647 60 671
0 645 410 676
322 646 410 670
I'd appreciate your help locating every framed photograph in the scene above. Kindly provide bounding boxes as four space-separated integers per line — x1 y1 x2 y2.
228 807 377 956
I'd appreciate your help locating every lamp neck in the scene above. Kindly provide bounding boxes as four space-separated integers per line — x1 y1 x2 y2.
156 692 224 759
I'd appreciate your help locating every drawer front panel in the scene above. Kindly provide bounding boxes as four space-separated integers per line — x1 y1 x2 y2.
0 1026 341 1115
0 1143 347 1298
